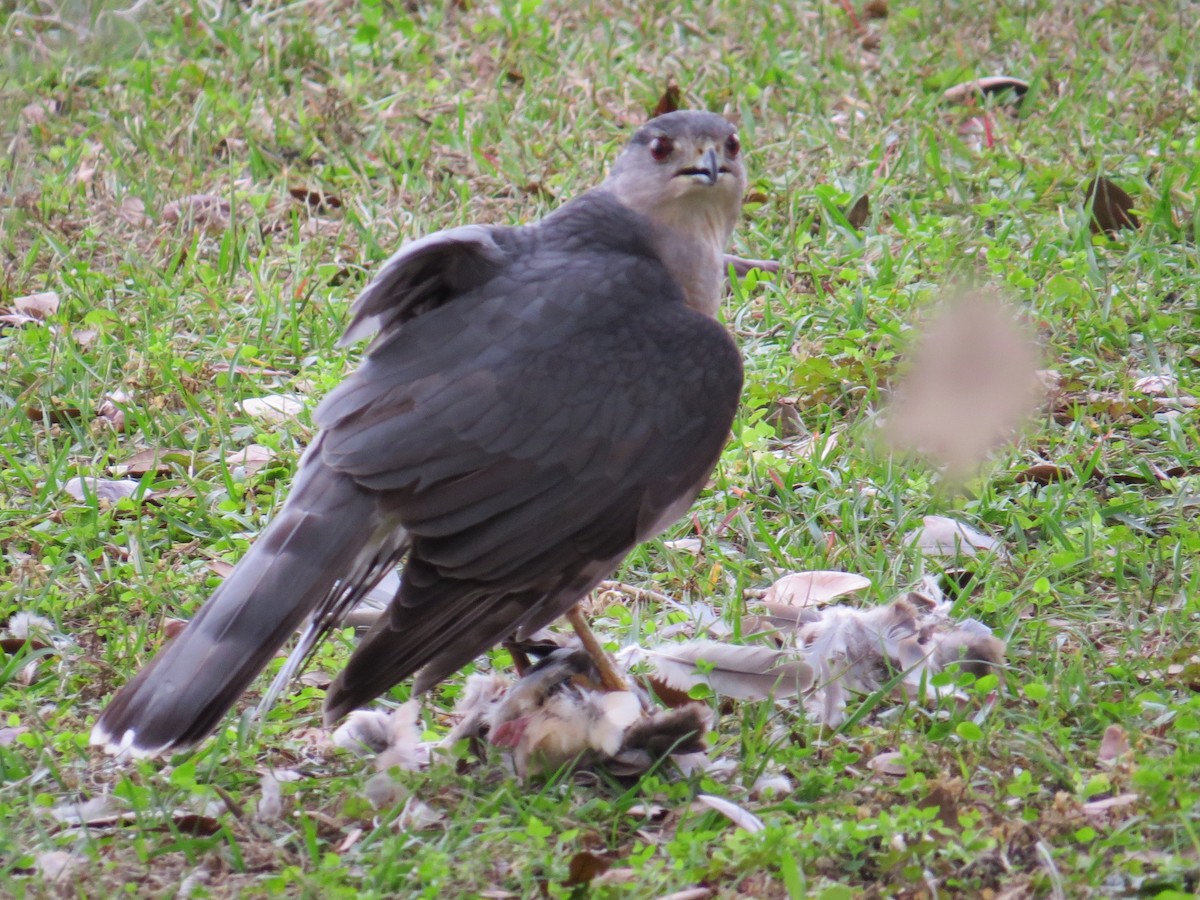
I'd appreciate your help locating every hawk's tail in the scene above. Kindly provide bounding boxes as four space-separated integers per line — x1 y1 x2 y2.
91 457 399 757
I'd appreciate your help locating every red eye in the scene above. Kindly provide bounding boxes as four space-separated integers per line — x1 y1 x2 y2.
725 134 740 158
649 136 674 161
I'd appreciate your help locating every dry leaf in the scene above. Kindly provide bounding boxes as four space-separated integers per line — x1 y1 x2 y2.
694 794 765 833
162 619 188 640
867 751 908 776
225 444 275 475
0 726 29 746
63 476 143 503
907 515 1007 560
1081 793 1138 819
762 570 872 609
35 851 76 882
118 197 150 227
115 448 192 477
884 292 1044 476
21 102 50 124
642 640 813 700
163 194 232 231
1015 463 1071 485
1133 374 1177 397
564 851 612 887
96 390 131 432
238 394 304 424
1086 177 1139 236
845 195 870 229
659 890 715 900
651 81 681 119
14 291 60 319
289 187 343 210
1098 724 1131 764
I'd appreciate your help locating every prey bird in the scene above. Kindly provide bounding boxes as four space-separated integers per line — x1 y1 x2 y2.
92 111 748 757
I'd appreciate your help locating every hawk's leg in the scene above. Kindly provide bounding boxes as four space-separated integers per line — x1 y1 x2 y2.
503 640 534 677
565 606 628 692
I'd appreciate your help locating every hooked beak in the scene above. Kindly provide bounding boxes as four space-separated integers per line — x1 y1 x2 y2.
675 146 722 186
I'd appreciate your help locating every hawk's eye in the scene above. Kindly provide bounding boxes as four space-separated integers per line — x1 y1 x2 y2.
649 137 674 161
725 134 740 158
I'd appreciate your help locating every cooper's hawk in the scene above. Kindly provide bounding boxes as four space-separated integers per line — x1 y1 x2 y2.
93 110 748 757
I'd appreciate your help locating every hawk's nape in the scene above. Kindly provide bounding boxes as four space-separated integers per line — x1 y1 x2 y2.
92 110 748 757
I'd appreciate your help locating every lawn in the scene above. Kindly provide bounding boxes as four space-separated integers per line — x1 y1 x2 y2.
2 0 1199 896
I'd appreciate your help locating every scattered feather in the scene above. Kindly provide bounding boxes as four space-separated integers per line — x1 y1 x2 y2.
694 794 765 833
332 709 392 755
256 773 282 822
639 640 813 700
238 394 305 424
5 613 55 641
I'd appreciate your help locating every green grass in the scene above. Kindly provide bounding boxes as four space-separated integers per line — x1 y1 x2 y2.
2 0 1200 896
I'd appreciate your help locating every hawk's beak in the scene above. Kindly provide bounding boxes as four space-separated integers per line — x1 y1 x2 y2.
676 146 721 185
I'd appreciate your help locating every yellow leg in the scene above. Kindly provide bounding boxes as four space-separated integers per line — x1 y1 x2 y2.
566 605 628 692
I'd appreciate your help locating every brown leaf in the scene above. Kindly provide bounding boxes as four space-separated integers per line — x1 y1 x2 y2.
116 448 192 477
1015 463 1072 485
867 751 908 776
1086 177 1139 236
205 559 235 578
920 781 962 830
651 82 681 119
0 638 52 654
169 814 222 836
96 390 131 432
864 0 888 18
117 197 150 227
14 291 60 320
224 444 275 475
564 850 612 887
163 194 231 231
25 401 83 424
845 194 870 229
1098 724 1131 763
288 187 343 210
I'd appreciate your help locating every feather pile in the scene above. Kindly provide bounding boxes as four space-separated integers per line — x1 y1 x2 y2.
332 645 711 780
331 578 1003 784
631 578 1004 728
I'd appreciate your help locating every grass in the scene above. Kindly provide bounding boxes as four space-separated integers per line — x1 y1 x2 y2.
2 0 1199 895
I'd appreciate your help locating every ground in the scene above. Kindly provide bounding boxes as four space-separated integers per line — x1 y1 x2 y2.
1 0 1199 897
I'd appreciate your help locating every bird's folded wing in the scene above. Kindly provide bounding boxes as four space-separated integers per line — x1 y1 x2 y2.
317 248 741 600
